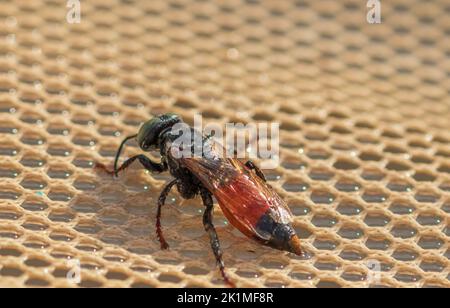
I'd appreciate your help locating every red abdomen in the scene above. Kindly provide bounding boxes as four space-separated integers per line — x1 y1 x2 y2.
180 154 294 244
213 173 271 238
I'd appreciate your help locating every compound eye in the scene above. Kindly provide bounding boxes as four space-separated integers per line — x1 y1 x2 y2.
142 135 158 151
141 140 150 151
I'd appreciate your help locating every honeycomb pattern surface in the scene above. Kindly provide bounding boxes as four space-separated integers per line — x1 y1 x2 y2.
0 0 449 288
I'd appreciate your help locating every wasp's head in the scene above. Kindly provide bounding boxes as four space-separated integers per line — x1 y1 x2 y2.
137 113 182 151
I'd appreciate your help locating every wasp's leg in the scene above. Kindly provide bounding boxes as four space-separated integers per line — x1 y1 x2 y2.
156 179 178 250
245 160 266 182
200 189 235 288
96 155 166 177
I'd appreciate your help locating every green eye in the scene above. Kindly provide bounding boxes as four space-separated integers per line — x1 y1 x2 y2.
136 113 181 150
137 118 161 148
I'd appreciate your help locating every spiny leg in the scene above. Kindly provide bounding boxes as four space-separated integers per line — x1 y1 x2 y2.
200 189 235 288
95 154 166 177
245 160 266 182
156 179 178 250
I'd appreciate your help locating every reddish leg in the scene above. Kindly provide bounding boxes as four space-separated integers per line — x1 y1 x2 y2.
94 162 115 175
156 179 178 250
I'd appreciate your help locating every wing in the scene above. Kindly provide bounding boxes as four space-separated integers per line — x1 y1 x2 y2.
181 152 293 241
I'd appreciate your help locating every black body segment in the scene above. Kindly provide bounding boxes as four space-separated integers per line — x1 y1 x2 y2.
200 189 235 287
156 179 178 250
255 209 297 252
114 154 166 176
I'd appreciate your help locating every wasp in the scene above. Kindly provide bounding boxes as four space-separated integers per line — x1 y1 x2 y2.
96 113 303 287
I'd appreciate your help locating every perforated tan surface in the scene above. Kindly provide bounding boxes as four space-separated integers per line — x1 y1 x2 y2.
0 0 449 288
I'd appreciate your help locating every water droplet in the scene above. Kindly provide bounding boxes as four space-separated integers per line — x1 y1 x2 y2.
389 203 415 215
418 237 444 249
394 273 421 283
47 169 72 179
21 180 46 190
335 182 360 192
365 238 390 250
364 214 390 227
392 250 418 261
391 225 417 238
236 270 260 279
338 228 364 239
339 250 365 261
0 147 18 156
0 211 21 220
341 272 366 282
416 214 442 226
420 262 444 272
0 191 20 200
0 169 20 178
362 193 387 203
312 215 338 228
282 182 309 192
310 192 334 204
337 203 363 216
291 205 311 216
387 182 413 192
21 202 48 211
20 158 46 167
313 239 338 250
47 147 71 157
48 192 72 202
73 181 97 191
